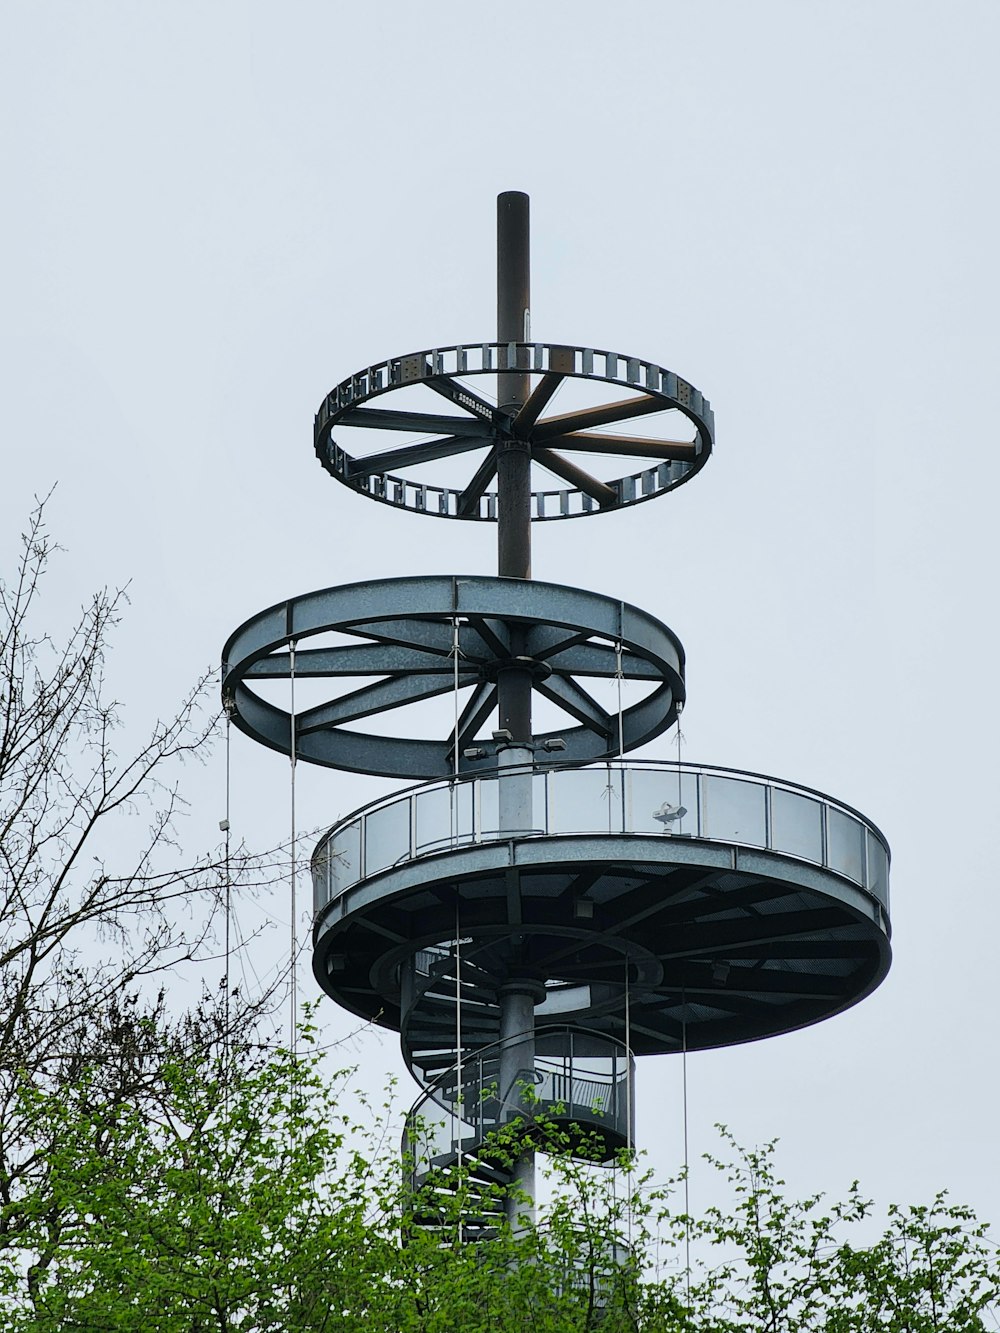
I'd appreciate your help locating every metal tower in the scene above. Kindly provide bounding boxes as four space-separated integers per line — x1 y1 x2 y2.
222 193 891 1238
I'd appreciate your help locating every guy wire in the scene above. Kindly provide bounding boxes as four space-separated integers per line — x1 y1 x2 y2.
224 701 233 1099
615 635 625 760
289 639 298 1060
682 1001 691 1308
455 896 463 1244
453 616 461 781
618 605 626 762
625 952 633 1247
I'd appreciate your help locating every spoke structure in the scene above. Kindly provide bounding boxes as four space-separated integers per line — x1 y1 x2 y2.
313 340 714 521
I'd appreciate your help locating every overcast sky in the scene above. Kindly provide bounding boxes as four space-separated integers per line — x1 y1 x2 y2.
3 1 998 1223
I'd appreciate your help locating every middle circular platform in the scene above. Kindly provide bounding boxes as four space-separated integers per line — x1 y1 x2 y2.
221 575 685 778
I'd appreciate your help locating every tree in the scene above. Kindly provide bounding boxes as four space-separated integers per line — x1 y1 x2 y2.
0 496 277 1310
657 1129 1000 1332
4 1021 997 1330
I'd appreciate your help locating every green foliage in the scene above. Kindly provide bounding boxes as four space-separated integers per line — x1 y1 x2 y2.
3 1024 998 1331
668 1129 1000 1333
0 1008 375 1329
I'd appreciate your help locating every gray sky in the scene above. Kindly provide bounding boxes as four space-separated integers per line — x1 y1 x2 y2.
3 1 998 1222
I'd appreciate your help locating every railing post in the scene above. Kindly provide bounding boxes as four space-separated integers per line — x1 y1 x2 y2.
821 801 829 868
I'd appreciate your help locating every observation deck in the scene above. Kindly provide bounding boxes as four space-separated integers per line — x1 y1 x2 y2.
312 760 890 1063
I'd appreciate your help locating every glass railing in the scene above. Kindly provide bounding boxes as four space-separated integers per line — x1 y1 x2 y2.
312 761 890 914
403 1026 634 1187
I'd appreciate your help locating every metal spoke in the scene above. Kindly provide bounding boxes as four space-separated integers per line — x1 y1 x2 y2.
655 908 848 960
339 406 492 436
546 642 662 680
532 393 667 441
297 671 477 735
422 367 498 420
523 626 590 660
534 674 611 736
686 881 804 920
628 1014 687 1044
647 969 848 1000
339 617 460 658
718 939 872 961
620 880 794 935
513 372 563 432
346 435 491 480
464 616 511 660
532 447 617 507
552 866 605 909
450 681 499 756
456 446 499 517
543 432 698 460
247 643 455 677
601 870 724 938
632 991 775 1020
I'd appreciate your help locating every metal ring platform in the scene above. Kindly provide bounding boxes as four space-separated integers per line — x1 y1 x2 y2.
314 822 890 1058
222 575 685 779
313 341 714 521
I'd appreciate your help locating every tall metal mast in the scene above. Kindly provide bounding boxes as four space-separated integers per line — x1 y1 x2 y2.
495 191 538 1224
496 190 533 738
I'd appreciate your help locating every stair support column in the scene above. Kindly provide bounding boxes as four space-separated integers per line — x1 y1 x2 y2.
498 980 540 1233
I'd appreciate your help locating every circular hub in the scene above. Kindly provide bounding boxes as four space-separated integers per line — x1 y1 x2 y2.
222 575 685 778
314 341 714 521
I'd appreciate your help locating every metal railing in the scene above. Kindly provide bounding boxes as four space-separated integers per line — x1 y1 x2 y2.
313 760 890 914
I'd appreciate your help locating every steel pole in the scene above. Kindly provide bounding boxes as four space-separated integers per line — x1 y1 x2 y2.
495 193 536 1231
499 981 537 1233
496 190 532 741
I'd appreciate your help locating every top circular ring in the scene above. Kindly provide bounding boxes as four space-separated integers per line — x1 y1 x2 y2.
314 342 714 521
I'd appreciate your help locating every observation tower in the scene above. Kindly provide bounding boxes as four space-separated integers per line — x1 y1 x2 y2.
222 193 891 1237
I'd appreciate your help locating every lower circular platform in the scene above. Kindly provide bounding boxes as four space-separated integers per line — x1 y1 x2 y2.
312 762 891 1066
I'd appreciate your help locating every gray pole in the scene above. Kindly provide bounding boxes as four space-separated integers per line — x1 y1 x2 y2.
496 190 532 742
498 981 538 1233
496 191 537 1230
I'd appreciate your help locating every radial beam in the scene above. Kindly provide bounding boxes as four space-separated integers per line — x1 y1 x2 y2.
296 671 475 734
532 393 667 441
532 447 618 507
345 434 490 480
514 371 564 433
456 446 499 516
246 643 454 677
421 369 498 420
547 432 699 461
339 406 492 436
